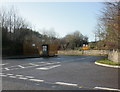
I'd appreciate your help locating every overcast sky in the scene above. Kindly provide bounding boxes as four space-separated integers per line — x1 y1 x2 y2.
0 1 104 42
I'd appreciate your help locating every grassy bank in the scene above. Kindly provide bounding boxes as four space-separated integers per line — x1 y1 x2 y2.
96 58 120 66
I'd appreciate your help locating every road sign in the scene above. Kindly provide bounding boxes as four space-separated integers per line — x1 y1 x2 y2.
82 45 89 50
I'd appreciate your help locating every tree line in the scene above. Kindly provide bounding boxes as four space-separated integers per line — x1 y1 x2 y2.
0 7 88 56
94 1 120 50
59 31 88 50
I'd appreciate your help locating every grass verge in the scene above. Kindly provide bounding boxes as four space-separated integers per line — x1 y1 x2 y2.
96 57 120 66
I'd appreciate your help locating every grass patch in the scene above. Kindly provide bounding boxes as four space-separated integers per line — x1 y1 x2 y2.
96 57 120 66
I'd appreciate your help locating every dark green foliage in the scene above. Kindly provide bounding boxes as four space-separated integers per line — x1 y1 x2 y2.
59 31 88 50
2 27 41 56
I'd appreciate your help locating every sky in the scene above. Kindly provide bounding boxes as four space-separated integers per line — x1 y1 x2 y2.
0 1 104 42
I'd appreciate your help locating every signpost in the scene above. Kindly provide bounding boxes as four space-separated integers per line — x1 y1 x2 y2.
82 44 89 50
82 44 89 55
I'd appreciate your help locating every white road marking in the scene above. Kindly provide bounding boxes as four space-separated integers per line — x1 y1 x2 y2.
29 63 39 66
6 74 13 75
0 63 8 65
94 87 120 91
9 76 16 78
46 63 53 64
19 77 28 80
55 82 78 87
0 75 7 77
36 65 61 70
18 65 25 68
40 62 47 63
16 75 23 76
2 62 60 71
35 62 46 64
29 79 44 82
4 68 10 70
25 76 34 78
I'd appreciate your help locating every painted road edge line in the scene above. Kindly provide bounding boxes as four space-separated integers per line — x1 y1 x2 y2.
95 62 120 68
94 87 120 91
29 79 44 82
55 82 78 87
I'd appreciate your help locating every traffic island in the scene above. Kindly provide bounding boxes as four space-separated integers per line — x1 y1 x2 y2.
95 58 120 68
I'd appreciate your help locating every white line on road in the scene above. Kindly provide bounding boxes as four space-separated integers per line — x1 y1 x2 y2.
9 76 16 78
94 87 120 91
55 82 78 87
6 74 13 76
0 63 8 66
29 79 44 82
18 65 25 68
36 62 46 64
36 65 61 70
19 77 28 80
0 75 7 77
29 63 39 66
16 75 23 76
25 76 34 78
2 62 60 71
4 68 10 70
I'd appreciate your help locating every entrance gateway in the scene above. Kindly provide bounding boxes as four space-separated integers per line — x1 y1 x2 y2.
42 44 58 57
42 44 49 56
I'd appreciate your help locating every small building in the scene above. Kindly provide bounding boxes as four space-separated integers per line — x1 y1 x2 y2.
23 41 58 57
42 44 58 57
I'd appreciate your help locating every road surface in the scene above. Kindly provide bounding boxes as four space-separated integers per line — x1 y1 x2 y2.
1 55 119 91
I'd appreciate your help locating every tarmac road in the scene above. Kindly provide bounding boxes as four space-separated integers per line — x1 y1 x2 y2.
1 55 119 91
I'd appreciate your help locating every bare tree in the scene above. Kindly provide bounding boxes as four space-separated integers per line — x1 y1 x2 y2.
95 1 120 50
